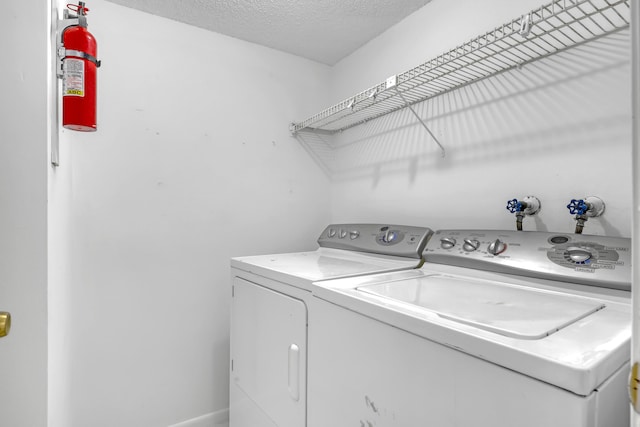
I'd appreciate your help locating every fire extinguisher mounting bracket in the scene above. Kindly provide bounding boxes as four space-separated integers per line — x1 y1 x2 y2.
56 14 80 78
60 49 101 68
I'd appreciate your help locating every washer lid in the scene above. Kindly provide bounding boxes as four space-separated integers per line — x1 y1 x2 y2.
357 274 605 339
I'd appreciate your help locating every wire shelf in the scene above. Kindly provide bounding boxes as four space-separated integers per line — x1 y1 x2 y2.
290 0 630 136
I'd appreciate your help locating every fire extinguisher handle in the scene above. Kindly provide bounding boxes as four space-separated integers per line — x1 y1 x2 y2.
67 3 89 15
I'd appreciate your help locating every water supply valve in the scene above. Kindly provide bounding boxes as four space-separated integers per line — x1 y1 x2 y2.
505 196 540 231
566 196 605 234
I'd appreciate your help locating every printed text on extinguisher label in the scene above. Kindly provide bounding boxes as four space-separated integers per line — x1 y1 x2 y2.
63 58 85 97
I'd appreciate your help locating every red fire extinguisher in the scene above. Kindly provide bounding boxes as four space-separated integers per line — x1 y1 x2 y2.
61 2 100 132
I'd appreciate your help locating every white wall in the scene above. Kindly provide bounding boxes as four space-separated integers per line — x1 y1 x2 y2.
0 1 49 426
27 0 634 426
327 0 632 237
48 1 331 426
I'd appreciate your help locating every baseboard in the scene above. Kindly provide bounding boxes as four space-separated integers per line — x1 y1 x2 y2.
168 408 229 427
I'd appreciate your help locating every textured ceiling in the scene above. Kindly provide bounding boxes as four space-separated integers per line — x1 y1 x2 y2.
103 0 432 65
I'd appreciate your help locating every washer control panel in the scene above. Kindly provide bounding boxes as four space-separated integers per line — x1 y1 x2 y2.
424 230 631 291
318 224 433 259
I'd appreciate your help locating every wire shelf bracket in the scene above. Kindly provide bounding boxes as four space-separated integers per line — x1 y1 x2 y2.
392 81 446 157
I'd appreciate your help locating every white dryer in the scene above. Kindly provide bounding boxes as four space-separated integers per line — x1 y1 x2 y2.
229 224 433 427
309 229 631 427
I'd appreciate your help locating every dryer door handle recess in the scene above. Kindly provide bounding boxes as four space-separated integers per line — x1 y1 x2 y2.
288 344 300 402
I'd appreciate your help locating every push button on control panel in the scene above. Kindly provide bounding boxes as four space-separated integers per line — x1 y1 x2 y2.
549 235 570 244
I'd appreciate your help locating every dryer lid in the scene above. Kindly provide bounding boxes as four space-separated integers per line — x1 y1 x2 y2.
357 274 605 339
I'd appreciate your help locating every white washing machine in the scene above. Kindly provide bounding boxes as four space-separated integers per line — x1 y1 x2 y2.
229 223 433 427
309 229 631 427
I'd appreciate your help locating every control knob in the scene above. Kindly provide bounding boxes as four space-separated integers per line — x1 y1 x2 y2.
487 239 507 256
328 228 336 238
440 237 456 249
381 230 397 243
566 247 592 263
339 229 347 239
463 239 480 252
349 230 360 240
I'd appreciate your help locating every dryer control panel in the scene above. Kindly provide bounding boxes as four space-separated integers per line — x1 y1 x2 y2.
424 230 631 291
318 224 433 259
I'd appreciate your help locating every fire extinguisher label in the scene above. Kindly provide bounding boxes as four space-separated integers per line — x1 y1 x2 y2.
63 58 85 97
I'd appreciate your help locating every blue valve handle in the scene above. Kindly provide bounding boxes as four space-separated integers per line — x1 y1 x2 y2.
567 199 588 215
506 199 523 213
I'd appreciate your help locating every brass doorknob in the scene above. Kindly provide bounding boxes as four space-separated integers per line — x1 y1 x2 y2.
0 312 11 338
